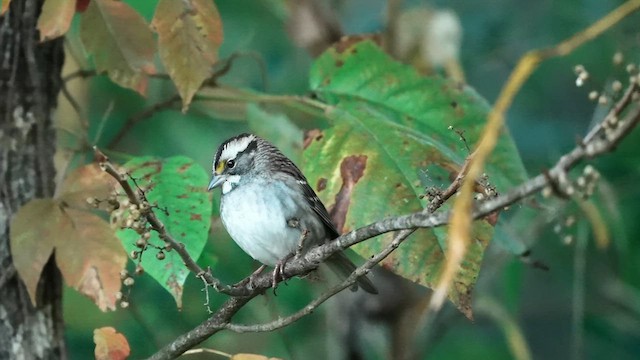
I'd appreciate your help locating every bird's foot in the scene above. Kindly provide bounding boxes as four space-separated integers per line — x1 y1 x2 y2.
295 228 310 257
272 253 294 295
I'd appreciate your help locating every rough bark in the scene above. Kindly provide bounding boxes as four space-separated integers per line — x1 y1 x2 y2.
0 0 66 359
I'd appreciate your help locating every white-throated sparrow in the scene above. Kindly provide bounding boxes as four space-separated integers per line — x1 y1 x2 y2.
208 133 377 294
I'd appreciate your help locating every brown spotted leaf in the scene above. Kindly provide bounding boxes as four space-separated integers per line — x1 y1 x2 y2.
37 0 76 41
303 41 526 318
56 209 126 311
152 0 223 111
94 327 130 360
9 198 126 311
9 199 60 305
80 0 156 94
116 156 212 308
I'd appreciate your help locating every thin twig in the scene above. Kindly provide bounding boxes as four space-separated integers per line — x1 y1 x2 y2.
104 52 263 148
583 81 638 143
225 229 414 333
107 94 182 148
59 79 88 129
204 51 268 91
198 269 214 314
62 69 96 82
95 148 237 295
426 155 474 213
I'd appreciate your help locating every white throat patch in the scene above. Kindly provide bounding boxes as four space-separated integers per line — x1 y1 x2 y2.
222 175 241 194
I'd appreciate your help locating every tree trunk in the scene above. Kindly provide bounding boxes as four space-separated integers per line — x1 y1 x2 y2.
0 0 66 358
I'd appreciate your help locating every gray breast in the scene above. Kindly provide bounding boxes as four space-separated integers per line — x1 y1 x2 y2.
220 178 326 266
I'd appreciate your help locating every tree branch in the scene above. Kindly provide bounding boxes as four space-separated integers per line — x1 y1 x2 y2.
94 148 239 296
225 229 415 333
107 94 182 149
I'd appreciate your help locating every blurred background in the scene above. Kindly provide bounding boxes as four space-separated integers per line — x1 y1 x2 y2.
60 0 640 358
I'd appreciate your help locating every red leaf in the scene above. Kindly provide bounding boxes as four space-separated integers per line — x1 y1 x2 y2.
76 0 89 13
37 0 76 41
94 327 130 360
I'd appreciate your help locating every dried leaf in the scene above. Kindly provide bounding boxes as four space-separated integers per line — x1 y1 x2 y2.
80 0 156 94
232 354 283 360
58 163 118 210
56 209 127 311
152 0 223 111
94 327 130 360
184 349 282 360
1 0 11 15
9 199 61 305
37 0 76 41
10 175 125 311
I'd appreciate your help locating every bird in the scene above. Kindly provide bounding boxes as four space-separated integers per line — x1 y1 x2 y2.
208 133 377 294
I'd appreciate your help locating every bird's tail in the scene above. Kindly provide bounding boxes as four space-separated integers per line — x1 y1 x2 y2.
326 252 378 294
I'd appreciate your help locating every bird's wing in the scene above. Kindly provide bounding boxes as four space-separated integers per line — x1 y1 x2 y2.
298 179 341 239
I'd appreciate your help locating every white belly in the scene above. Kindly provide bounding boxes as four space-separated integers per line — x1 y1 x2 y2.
220 180 305 266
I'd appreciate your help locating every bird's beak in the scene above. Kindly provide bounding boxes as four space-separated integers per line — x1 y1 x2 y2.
208 174 226 191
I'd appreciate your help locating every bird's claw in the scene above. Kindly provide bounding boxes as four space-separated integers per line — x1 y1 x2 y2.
271 253 294 295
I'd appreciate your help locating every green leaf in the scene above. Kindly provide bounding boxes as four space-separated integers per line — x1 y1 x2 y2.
303 40 527 318
116 156 212 308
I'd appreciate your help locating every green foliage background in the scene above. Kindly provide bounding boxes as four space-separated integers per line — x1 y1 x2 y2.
61 0 640 359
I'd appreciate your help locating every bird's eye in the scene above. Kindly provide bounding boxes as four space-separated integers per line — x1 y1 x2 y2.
227 159 235 169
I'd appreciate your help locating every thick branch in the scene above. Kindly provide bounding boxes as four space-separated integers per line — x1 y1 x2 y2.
225 229 415 333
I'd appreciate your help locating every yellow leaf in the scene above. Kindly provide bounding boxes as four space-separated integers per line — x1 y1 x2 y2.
232 355 282 360
152 0 223 111
1 0 11 15
37 0 76 42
